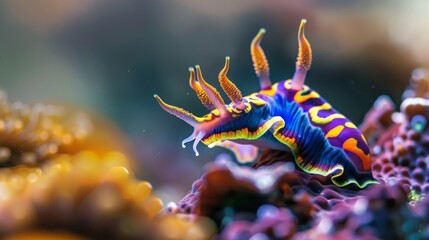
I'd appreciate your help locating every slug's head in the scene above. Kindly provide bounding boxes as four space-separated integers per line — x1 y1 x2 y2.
155 19 312 156
154 57 275 156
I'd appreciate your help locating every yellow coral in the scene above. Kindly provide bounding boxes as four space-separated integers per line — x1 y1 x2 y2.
0 90 214 239
0 151 163 238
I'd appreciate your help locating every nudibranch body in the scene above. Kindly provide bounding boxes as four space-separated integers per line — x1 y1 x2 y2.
155 20 377 188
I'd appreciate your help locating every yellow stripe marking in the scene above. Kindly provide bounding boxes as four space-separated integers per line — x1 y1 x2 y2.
284 80 292 89
196 109 220 122
325 125 344 138
308 103 345 125
201 116 284 145
273 134 297 150
345 122 357 129
294 90 320 103
361 134 368 144
259 83 278 96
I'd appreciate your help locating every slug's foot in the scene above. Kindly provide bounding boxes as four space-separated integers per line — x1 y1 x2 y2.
209 140 259 164
252 149 296 169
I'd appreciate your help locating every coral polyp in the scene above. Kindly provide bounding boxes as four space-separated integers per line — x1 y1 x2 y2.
155 19 376 188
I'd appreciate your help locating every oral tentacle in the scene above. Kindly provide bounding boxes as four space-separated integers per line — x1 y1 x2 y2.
195 65 227 116
291 19 312 90
181 131 197 148
192 131 206 156
154 94 198 127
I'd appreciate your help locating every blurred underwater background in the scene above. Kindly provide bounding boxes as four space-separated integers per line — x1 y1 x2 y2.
1 0 429 209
